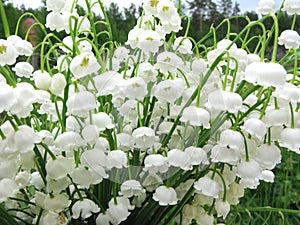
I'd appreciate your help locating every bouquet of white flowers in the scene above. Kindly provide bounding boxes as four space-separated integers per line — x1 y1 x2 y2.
0 0 299 224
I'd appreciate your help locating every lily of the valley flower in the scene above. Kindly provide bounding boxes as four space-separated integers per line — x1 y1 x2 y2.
153 185 178 206
282 0 300 15
70 52 100 80
72 199 100 219
278 29 300 49
256 0 276 14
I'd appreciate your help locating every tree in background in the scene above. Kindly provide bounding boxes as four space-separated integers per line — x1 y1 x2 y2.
218 0 233 18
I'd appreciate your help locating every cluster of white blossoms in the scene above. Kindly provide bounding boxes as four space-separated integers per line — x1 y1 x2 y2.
0 0 300 224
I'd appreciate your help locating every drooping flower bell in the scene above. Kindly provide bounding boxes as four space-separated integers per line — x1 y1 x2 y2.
0 39 18 66
279 128 300 154
256 0 276 14
132 127 158 149
282 0 300 15
244 62 287 87
13 62 34 78
194 177 219 199
72 199 100 219
180 106 211 128
70 52 100 80
153 185 178 206
278 30 300 49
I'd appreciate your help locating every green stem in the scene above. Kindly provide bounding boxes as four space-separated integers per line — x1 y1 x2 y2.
289 102 295 129
0 128 6 139
270 13 279 62
0 0 10 37
161 52 225 148
98 0 114 70
291 14 297 30
0 204 19 225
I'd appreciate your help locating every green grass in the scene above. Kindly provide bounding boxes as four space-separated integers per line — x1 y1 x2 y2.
226 149 300 225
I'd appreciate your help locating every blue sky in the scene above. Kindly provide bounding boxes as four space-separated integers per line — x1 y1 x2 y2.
9 0 284 12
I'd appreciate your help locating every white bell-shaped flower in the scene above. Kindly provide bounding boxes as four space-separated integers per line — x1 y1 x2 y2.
217 39 238 55
106 150 127 169
210 144 241 165
30 172 45 190
207 90 243 114
155 52 183 74
157 0 177 21
120 180 145 197
161 13 182 34
215 200 230 219
0 178 19 202
191 58 207 76
117 133 134 151
256 0 276 14
137 62 158 83
278 30 300 49
245 62 286 87
72 199 100 219
10 82 36 118
46 156 74 180
194 177 219 199
282 0 300 15
0 39 18 66
67 91 97 117
259 170 275 183
255 144 281 170
219 129 245 151
90 112 115 131
0 160 18 180
7 35 33 56
47 176 71 194
143 0 158 16
173 36 193 54
81 149 107 169
0 82 15 113
49 73 67 95
45 11 66 32
137 29 162 53
167 149 192 171
263 108 290 126
119 100 143 123
153 185 178 206
35 192 71 213
180 106 210 128
241 118 267 141
144 154 169 174
153 79 185 103
46 0 66 12
126 27 144 49
132 127 158 149
273 82 300 102
279 128 300 154
33 70 52 90
70 52 100 80
54 131 83 151
81 124 99 144
94 71 124 96
107 196 134 224
14 125 41 153
184 146 209 165
12 62 34 78
96 213 111 225
69 166 97 188
15 171 31 188
237 160 261 180
119 77 147 100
